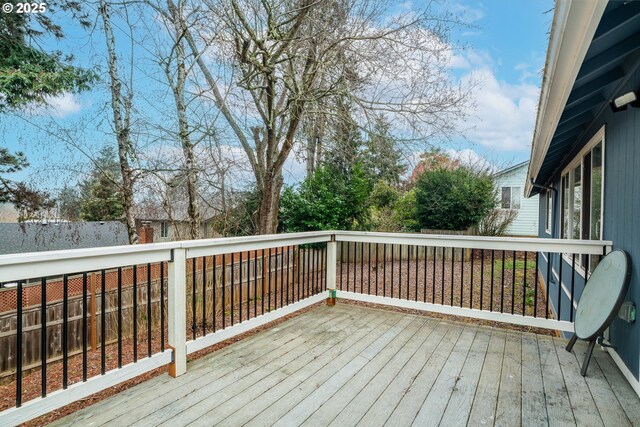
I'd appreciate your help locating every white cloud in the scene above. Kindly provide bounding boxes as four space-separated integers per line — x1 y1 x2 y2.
460 68 538 152
27 93 83 118
445 148 497 172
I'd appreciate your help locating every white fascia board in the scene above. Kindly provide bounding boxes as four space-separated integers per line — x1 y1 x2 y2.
525 0 608 197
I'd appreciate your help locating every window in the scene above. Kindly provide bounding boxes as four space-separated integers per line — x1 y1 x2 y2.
560 127 604 272
161 221 169 238
501 186 521 209
545 188 553 234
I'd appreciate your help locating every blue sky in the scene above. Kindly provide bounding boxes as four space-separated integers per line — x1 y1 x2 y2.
1 0 554 191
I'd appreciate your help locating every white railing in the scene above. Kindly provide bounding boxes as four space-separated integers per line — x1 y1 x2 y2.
0 230 611 426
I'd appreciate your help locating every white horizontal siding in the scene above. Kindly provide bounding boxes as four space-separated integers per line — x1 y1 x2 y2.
495 163 539 236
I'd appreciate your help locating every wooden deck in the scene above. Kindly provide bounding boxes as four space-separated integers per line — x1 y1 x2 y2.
54 304 640 427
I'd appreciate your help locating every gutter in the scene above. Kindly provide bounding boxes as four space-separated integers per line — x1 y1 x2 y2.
525 0 608 197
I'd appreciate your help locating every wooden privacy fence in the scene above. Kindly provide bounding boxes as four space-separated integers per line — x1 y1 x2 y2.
0 248 309 378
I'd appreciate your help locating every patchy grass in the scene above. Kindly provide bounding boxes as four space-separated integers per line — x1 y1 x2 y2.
493 259 537 270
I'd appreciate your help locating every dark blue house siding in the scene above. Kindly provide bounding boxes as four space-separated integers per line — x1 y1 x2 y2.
537 65 640 380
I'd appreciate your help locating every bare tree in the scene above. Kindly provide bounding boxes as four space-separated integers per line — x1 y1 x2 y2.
164 0 472 234
98 0 139 244
158 0 202 239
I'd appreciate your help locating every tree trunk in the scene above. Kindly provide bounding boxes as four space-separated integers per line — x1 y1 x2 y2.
167 0 201 240
257 172 283 234
100 0 139 245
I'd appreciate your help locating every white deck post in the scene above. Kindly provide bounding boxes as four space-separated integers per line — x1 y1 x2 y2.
326 236 337 305
168 248 187 377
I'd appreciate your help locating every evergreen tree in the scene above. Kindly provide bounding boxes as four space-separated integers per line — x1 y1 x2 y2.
0 1 96 111
363 115 406 185
78 146 124 221
0 148 53 219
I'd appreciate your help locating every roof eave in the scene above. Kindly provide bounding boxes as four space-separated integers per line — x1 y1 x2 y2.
525 0 608 198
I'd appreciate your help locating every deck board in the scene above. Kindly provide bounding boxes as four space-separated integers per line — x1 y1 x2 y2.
53 304 640 427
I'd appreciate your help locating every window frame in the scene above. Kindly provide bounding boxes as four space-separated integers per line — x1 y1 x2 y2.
560 126 605 274
160 221 169 238
500 186 521 210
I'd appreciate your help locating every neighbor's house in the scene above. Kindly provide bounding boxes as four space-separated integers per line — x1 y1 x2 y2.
494 161 539 236
0 221 129 255
526 0 640 394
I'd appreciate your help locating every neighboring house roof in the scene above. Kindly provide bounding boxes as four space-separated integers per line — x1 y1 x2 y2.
0 222 129 255
494 160 529 178
527 0 640 196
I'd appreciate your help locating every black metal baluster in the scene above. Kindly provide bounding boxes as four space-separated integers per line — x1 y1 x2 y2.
407 246 411 300
391 244 395 298
240 252 243 321
361 242 365 294
202 256 207 337
522 252 527 316
161 263 165 350
480 250 484 310
346 242 350 293
297 247 301 300
267 248 271 309
546 252 551 319
314 247 319 294
213 257 217 332
399 245 402 298
501 250 505 313
460 249 464 307
16 280 23 407
231 253 235 325
262 249 266 312
352 243 357 293
450 249 455 306
133 266 138 362
203 257 207 334
222 254 226 329
383 244 387 297
511 251 516 315
41 277 47 397
117 268 122 369
534 253 539 318
147 264 152 357
432 247 436 303
376 243 379 296
570 254 576 321
470 249 474 309
558 253 563 320
368 243 372 295
82 273 87 381
101 270 106 374
286 248 290 304
254 250 259 313
423 247 427 302
415 246 419 302
441 247 445 305
192 258 197 338
63 274 69 386
490 251 495 312
280 248 284 306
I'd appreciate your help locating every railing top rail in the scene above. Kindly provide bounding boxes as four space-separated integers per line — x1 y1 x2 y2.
0 231 333 282
0 229 612 282
332 231 612 255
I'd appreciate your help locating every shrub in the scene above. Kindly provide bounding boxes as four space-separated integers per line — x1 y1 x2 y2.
476 208 518 236
279 162 373 232
415 166 495 230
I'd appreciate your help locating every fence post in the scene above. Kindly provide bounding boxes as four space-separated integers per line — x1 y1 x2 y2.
326 235 337 306
168 248 187 377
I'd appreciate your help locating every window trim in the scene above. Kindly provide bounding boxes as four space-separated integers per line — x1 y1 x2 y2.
560 125 605 275
545 187 553 235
